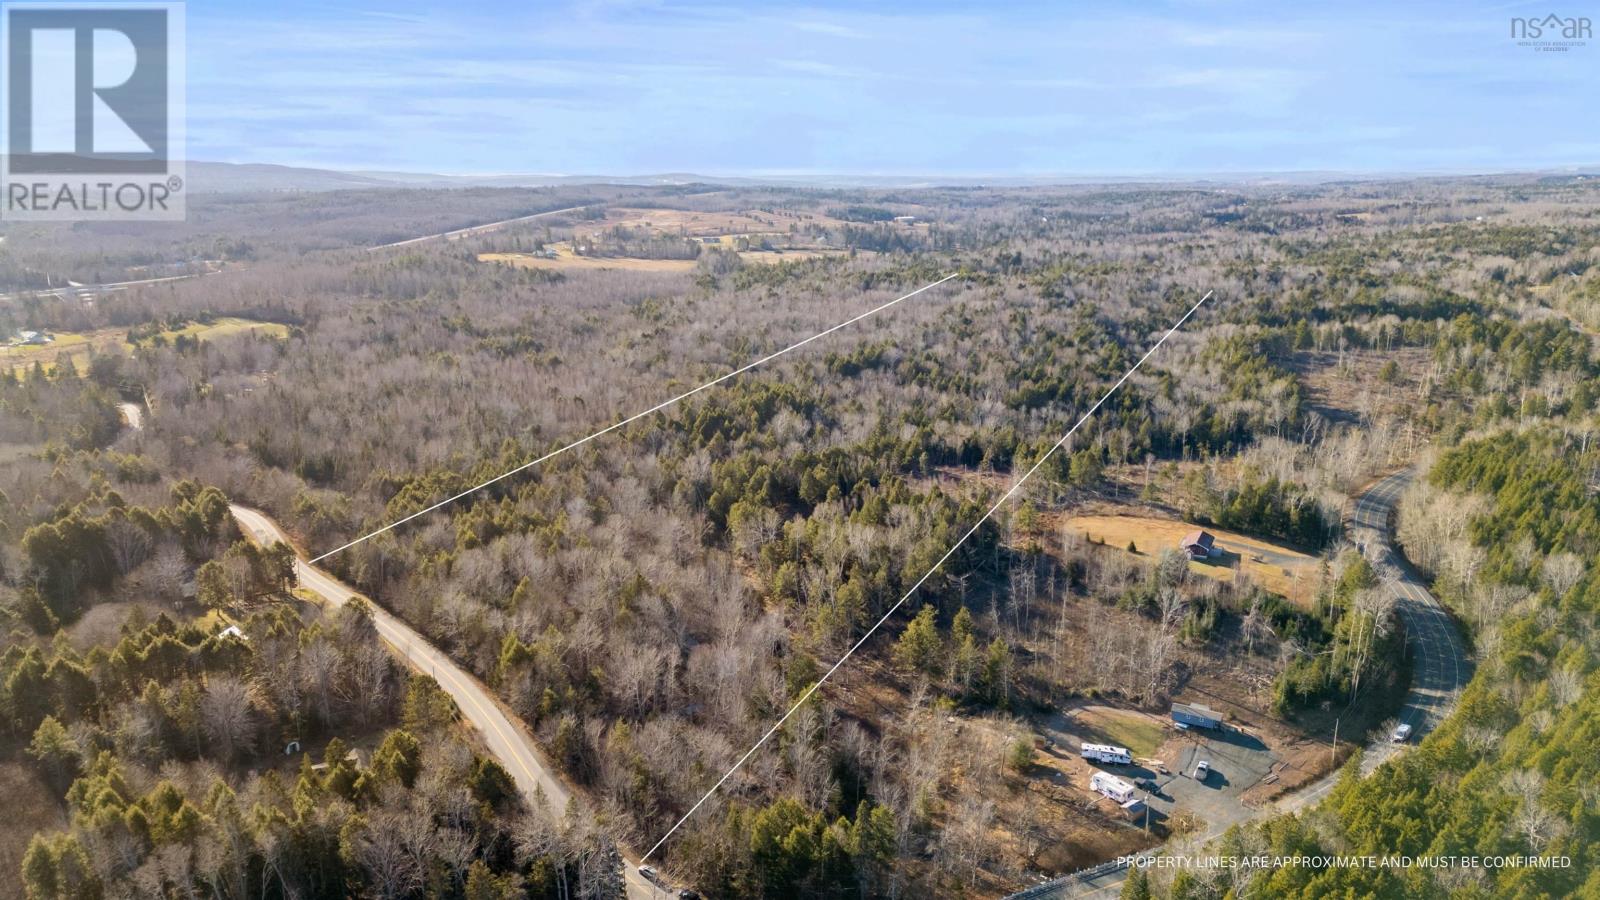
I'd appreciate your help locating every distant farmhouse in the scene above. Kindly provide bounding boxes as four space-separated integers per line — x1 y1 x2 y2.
1179 529 1220 560
9 330 52 346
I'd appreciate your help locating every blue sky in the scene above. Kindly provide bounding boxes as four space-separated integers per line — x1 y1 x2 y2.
186 0 1600 176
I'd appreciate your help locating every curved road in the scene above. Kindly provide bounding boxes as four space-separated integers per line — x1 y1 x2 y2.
1302 469 1472 785
230 505 669 899
1014 468 1473 900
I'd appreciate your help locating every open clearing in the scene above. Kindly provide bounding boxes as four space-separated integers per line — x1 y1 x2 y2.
1070 705 1168 758
3 317 289 375
1060 513 1323 606
480 245 847 272
578 205 852 235
480 249 697 272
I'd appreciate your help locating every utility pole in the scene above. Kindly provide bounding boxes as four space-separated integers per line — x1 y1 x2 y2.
1331 717 1339 766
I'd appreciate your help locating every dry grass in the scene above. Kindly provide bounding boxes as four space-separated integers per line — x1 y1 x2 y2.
4 317 289 376
0 763 66 899
1060 513 1323 606
479 245 847 273
1285 347 1432 424
64 600 170 650
1071 705 1169 759
479 250 696 273
480 203 856 272
583 206 849 236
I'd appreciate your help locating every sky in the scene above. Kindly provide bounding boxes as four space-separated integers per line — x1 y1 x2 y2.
184 0 1600 177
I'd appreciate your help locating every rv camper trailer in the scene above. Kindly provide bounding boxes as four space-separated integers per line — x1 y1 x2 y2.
1090 771 1137 804
1080 742 1133 765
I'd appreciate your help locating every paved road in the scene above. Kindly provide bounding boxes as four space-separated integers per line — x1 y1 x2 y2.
230 505 675 899
0 272 209 303
1348 471 1472 743
368 204 593 251
1011 468 1472 900
4 204 590 301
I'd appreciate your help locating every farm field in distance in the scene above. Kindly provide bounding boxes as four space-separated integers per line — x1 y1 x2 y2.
2 317 289 376
470 198 911 272
1 172 1594 899
479 246 847 272
2 2 1595 897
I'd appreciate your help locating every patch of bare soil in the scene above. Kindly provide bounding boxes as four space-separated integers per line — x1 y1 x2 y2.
1285 348 1432 424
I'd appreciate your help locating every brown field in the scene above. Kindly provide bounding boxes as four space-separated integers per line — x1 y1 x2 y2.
480 245 848 272
1285 347 1432 424
480 249 697 272
64 600 171 650
4 317 289 376
583 205 850 236
1070 705 1170 759
1061 513 1323 606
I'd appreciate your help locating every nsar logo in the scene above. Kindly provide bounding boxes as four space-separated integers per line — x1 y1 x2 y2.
1510 13 1591 52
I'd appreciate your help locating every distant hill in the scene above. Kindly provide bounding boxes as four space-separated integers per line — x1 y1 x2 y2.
171 160 1600 193
186 161 744 193
185 162 401 192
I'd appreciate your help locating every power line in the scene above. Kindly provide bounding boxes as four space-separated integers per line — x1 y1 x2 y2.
310 273 961 563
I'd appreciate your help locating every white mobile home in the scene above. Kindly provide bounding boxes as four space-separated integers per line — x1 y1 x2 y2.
1080 742 1133 765
1090 771 1137 804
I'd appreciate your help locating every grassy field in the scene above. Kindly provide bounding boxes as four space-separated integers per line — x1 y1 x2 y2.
1074 705 1168 758
480 245 845 273
584 206 851 235
480 249 697 272
4 317 288 376
1062 513 1324 606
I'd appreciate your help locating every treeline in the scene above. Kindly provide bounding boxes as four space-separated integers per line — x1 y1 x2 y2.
1204 475 1336 550
1270 553 1404 714
573 226 702 260
1138 429 1600 898
20 649 602 899
88 180 1600 892
0 374 124 450
16 481 233 628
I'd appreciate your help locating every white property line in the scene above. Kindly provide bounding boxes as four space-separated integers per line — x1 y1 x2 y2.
642 289 1214 863
310 273 961 563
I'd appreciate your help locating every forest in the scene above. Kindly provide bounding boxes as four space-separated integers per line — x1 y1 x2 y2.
5 174 1600 897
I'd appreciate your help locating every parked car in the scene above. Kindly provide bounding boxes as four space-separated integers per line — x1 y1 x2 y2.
1391 723 1413 743
679 891 702 900
1194 760 1210 780
638 865 659 883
